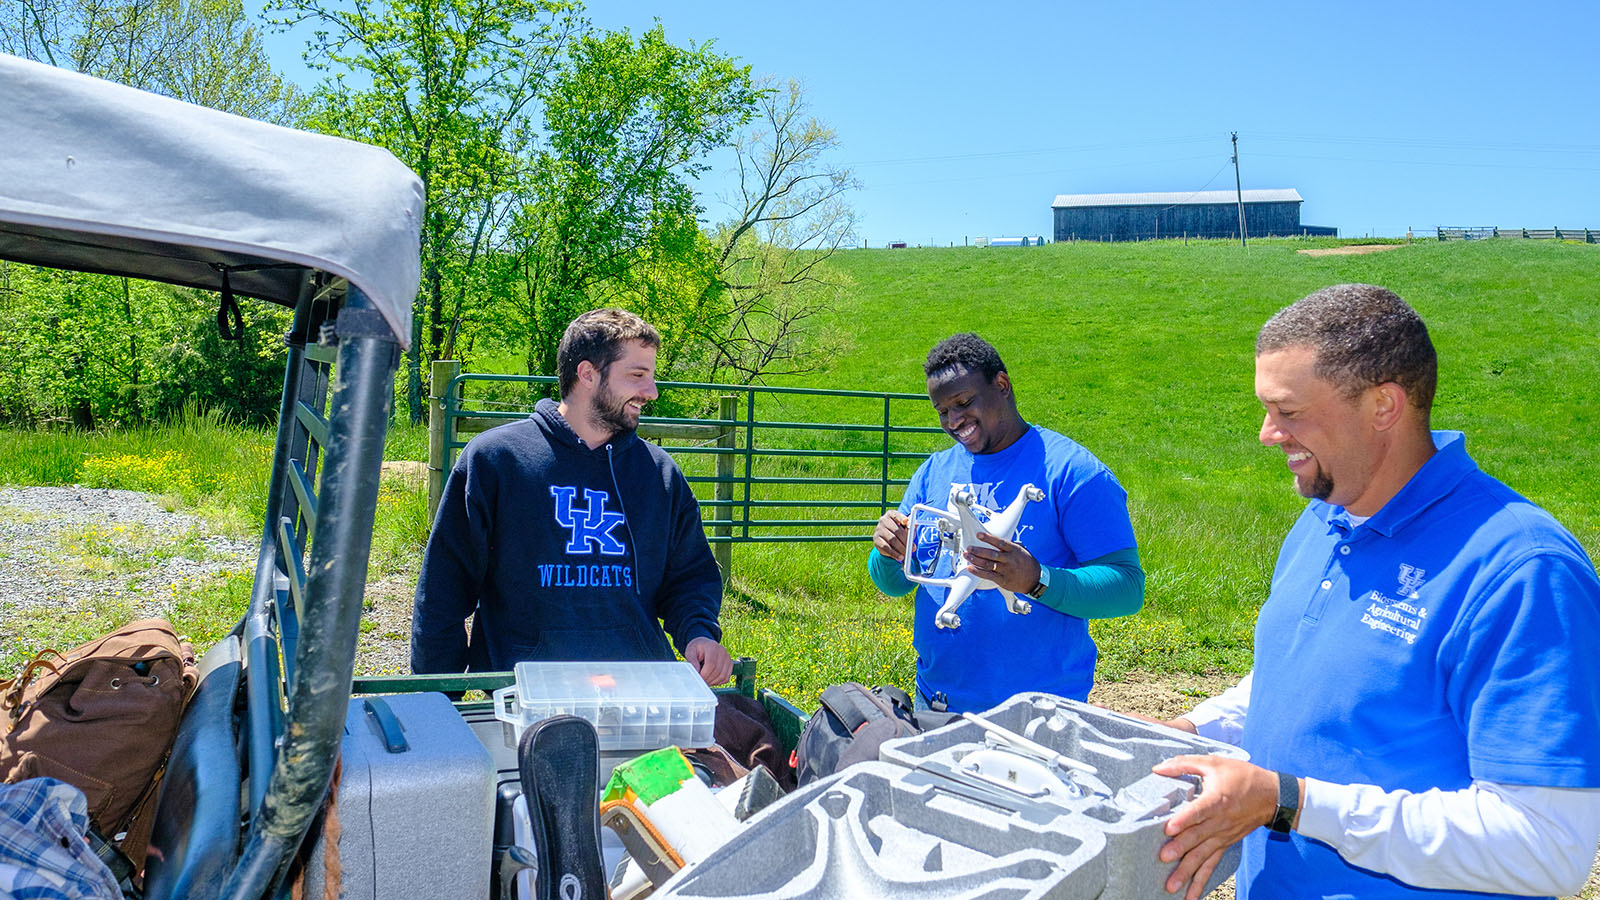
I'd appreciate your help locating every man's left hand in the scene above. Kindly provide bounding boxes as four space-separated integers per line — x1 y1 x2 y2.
684 636 733 686
1150 755 1280 900
963 531 1042 595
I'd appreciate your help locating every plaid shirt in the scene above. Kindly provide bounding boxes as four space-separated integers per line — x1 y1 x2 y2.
0 778 120 899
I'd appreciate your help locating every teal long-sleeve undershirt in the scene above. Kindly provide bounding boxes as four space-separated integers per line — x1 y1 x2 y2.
867 545 1145 620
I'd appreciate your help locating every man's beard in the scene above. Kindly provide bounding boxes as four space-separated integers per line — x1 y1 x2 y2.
1306 466 1334 503
593 375 641 435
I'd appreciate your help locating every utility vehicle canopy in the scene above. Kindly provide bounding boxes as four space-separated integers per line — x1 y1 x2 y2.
0 54 423 899
0 53 421 347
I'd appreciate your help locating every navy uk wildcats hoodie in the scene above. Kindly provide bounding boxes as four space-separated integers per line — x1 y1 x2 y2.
411 398 723 673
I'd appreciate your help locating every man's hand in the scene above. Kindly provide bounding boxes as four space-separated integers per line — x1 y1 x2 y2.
963 531 1043 595
873 510 910 562
684 636 733 686
1150 755 1280 900
1103 710 1200 734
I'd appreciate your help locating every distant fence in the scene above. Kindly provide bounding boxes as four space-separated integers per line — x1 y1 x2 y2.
425 361 943 577
1436 226 1598 242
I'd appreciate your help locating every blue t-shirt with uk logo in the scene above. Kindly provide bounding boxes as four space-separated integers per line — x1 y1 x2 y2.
897 424 1137 712
1241 431 1600 900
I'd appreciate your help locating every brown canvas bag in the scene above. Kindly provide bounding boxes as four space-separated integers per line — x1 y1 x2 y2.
0 619 197 862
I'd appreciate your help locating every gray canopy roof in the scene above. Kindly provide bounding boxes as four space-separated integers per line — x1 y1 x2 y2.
0 54 422 347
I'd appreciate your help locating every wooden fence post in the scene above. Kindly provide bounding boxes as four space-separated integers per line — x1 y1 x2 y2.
714 394 737 580
427 359 461 524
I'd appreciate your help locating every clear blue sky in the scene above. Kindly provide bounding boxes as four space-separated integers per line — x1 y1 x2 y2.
259 0 1600 245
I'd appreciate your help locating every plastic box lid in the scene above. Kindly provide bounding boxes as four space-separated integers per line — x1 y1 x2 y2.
492 660 718 752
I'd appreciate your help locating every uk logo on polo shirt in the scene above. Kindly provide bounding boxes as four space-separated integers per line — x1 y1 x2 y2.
1397 563 1427 599
1360 563 1431 645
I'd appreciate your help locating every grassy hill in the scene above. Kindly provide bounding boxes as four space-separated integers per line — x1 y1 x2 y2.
718 237 1600 698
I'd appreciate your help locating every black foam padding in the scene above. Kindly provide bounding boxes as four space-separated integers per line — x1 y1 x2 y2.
518 715 606 900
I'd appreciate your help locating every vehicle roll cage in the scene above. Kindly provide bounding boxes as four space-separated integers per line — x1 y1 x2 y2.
226 280 399 899
133 275 403 900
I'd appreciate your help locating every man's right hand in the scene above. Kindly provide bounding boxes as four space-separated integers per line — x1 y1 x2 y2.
873 510 910 561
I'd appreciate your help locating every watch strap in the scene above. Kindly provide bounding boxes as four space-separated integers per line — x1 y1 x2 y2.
1025 565 1050 600
1269 770 1299 834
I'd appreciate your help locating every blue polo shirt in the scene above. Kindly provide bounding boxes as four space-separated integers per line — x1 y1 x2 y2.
1241 431 1600 900
898 425 1137 712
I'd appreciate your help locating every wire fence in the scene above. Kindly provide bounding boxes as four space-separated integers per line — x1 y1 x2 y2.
1435 226 1598 242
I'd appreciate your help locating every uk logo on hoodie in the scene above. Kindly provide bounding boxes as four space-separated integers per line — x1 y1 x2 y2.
540 485 633 589
550 486 627 555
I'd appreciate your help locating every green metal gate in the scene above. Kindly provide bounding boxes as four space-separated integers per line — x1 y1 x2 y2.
425 361 947 575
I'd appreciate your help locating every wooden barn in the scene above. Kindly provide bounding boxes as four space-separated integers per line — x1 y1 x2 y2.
1051 189 1337 242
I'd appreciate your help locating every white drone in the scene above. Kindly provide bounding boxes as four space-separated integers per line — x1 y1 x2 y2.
903 483 1045 629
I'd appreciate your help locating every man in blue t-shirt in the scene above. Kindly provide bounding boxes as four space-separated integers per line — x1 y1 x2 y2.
867 333 1144 713
1149 285 1600 900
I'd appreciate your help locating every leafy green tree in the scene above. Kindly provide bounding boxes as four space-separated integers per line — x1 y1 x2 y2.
1 0 303 122
148 294 292 425
0 262 290 427
270 0 578 422
695 78 859 385
508 24 758 378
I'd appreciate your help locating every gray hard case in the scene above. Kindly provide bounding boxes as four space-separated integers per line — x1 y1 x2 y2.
881 693 1249 899
305 691 497 900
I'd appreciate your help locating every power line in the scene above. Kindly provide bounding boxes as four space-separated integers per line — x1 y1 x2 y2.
1250 131 1600 156
867 153 1221 189
1149 159 1235 213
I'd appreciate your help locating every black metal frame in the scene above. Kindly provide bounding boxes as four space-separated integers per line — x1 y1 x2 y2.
225 281 399 900
134 274 402 900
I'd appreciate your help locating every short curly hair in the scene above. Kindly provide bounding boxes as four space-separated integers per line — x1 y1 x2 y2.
924 333 1007 382
557 308 661 397
1256 284 1437 413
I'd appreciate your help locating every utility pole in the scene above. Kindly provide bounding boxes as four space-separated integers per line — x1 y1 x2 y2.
1231 132 1247 248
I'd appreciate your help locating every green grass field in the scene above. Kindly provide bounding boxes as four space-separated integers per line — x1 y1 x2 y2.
720 237 1600 701
3 237 1596 707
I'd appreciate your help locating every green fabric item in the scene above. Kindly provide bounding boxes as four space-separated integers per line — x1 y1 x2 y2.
602 746 693 805
867 546 915 597
867 546 1144 620
1033 546 1145 619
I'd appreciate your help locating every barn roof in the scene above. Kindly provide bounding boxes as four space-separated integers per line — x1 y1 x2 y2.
1051 189 1303 208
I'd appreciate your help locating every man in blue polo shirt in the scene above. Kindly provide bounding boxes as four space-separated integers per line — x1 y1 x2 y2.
868 332 1144 713
1150 284 1600 900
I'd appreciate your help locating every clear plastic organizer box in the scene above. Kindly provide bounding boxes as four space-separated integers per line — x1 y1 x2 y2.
492 660 718 752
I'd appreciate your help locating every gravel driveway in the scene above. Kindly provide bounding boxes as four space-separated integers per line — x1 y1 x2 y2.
0 485 253 655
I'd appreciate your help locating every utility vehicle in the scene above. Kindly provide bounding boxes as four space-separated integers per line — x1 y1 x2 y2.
2 53 814 900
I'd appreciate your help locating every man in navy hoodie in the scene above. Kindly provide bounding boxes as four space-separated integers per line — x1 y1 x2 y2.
411 309 732 685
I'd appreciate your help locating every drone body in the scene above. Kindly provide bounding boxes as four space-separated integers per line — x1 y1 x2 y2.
903 483 1046 628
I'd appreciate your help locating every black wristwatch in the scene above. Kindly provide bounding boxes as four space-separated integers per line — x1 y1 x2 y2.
1024 564 1051 600
1269 770 1300 834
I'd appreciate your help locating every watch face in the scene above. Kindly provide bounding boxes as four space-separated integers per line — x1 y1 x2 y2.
1028 567 1050 599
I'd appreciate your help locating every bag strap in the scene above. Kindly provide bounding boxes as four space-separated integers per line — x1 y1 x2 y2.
819 683 893 733
1 649 63 723
87 826 141 898
874 684 915 717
